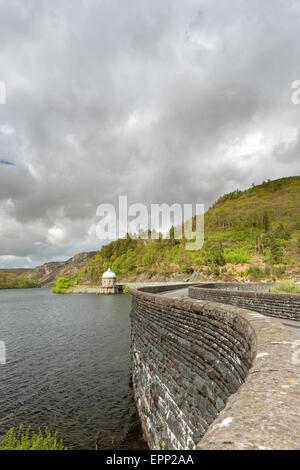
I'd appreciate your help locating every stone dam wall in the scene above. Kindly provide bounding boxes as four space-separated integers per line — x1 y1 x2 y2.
131 285 300 450
189 283 300 321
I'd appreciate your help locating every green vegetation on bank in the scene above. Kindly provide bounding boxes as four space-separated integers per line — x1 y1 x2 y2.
0 271 41 289
71 177 300 283
0 425 66 450
52 277 72 294
271 280 300 294
123 284 132 293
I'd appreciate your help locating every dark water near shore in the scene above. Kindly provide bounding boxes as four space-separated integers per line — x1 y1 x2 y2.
0 287 142 449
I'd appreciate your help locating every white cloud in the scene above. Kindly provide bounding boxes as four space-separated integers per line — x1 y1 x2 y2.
0 125 14 135
47 226 66 245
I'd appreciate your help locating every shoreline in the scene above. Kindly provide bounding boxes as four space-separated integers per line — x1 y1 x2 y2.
61 278 300 294
66 281 200 294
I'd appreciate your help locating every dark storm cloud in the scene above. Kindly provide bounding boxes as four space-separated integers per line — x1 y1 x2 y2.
0 0 299 268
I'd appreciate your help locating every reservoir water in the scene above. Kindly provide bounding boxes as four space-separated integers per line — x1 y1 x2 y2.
1 286 298 450
0 287 139 449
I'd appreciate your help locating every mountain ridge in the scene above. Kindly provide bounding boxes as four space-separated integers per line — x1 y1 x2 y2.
3 252 97 286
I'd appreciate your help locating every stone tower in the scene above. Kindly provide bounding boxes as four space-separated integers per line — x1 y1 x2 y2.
100 268 118 294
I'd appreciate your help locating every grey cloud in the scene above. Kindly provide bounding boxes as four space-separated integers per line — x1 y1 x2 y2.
273 130 300 164
0 0 299 267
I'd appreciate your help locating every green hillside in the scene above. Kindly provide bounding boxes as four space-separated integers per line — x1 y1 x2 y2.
71 176 300 284
206 176 300 232
0 271 41 289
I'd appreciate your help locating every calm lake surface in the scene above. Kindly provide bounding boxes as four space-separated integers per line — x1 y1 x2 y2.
0 287 137 449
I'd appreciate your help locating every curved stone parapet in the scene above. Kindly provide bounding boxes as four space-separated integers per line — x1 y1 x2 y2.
131 285 300 450
189 283 300 321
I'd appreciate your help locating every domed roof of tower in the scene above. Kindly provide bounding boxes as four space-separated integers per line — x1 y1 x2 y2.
102 268 116 279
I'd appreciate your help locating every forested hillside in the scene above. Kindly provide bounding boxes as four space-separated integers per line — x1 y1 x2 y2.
0 271 40 289
72 176 300 284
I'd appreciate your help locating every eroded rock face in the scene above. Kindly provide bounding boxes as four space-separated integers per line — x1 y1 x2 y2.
120 270 206 284
131 285 300 450
24 251 97 285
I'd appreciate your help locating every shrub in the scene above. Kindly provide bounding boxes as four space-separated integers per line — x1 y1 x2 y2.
271 280 300 294
273 265 286 278
224 246 250 264
52 277 72 294
246 266 263 281
0 425 67 450
193 255 205 266
263 265 271 277
21 279 41 288
263 247 271 262
123 284 132 294
274 223 291 240
206 263 220 276
226 269 235 278
204 244 225 267
142 252 155 267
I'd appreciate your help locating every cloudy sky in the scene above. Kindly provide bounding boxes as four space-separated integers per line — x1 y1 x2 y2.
0 0 299 268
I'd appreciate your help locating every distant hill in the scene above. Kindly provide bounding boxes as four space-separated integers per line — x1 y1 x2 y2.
14 176 300 286
0 270 40 289
2 268 32 275
24 252 97 285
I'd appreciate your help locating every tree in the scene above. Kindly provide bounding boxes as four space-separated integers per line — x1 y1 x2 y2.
270 236 283 264
204 242 225 267
274 223 291 240
168 225 178 246
52 277 72 294
262 211 270 232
